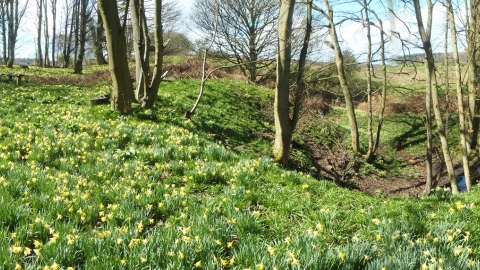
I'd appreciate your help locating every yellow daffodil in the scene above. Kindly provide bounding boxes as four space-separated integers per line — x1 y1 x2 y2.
339 252 346 262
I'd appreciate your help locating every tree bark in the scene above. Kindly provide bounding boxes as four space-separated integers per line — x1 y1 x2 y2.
98 0 134 115
36 0 43 67
1 2 6 65
6 1 15 67
130 0 149 101
142 0 163 109
73 0 80 67
413 0 459 194
63 0 76 68
94 4 108 65
447 0 471 191
248 27 257 82
6 0 27 68
50 0 57 67
74 0 88 74
324 0 359 152
370 10 387 161
467 0 479 150
44 0 49 67
292 0 312 129
364 0 374 163
273 0 296 166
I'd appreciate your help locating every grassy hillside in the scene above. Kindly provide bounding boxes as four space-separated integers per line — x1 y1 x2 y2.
0 66 480 269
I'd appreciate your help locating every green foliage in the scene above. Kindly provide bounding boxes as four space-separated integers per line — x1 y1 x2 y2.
0 66 479 269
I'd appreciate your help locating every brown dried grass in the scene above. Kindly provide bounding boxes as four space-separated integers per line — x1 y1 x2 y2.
28 70 113 87
304 96 333 116
357 95 424 115
357 94 466 116
164 57 229 80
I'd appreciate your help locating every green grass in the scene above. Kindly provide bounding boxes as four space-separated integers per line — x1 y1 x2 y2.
0 65 480 269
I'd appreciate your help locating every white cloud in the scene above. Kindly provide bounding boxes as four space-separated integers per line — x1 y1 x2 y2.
333 2 465 62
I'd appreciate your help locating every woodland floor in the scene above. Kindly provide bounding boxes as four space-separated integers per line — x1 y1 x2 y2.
323 148 452 198
293 93 459 198
295 132 449 198
75 60 462 198
160 58 443 198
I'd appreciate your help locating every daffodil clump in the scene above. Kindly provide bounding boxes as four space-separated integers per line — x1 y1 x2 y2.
0 67 480 269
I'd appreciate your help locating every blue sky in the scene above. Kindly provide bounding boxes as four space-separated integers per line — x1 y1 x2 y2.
15 0 462 62
17 0 196 59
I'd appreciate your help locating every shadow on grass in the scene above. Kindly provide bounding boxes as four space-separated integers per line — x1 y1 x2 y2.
148 79 275 156
385 115 426 151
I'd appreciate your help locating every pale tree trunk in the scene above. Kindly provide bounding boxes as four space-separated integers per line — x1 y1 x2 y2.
73 0 80 67
1 2 6 64
130 0 150 101
186 1 219 119
370 10 387 161
142 0 164 109
98 0 134 115
322 0 360 152
6 0 27 68
130 0 143 95
292 0 312 128
74 0 88 74
444 14 451 135
364 0 374 163
50 0 57 67
273 0 296 166
447 0 471 191
130 0 164 108
413 0 459 194
44 0 49 67
6 1 14 67
63 0 75 68
363 2 388 163
467 0 479 150
94 4 108 65
36 0 43 67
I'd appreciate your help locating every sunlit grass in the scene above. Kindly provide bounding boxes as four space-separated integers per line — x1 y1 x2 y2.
0 65 479 269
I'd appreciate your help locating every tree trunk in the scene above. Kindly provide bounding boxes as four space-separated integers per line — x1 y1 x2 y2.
6 0 17 68
248 29 257 82
94 5 108 65
292 0 312 129
51 0 57 67
64 0 76 68
6 1 13 67
44 0 50 67
142 0 163 109
74 0 87 74
1 2 6 65
130 0 148 101
186 0 219 118
324 0 359 152
98 0 134 115
364 0 374 163
370 10 387 160
413 0 459 194
73 0 80 68
448 0 471 191
468 0 479 150
273 0 296 166
36 0 43 67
